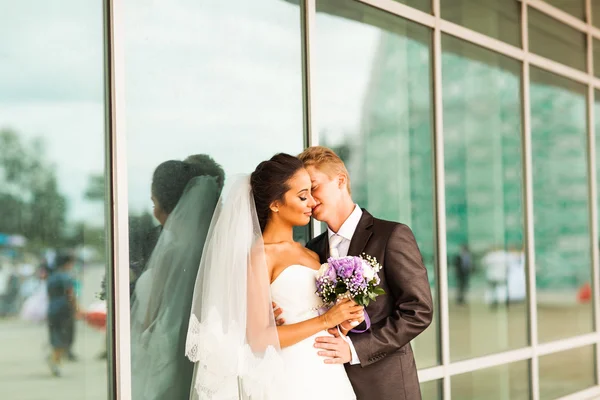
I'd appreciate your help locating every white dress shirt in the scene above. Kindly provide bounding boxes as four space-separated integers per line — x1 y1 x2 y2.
327 205 363 365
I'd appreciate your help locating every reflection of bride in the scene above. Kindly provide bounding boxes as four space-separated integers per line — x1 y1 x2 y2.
186 154 361 400
130 159 222 400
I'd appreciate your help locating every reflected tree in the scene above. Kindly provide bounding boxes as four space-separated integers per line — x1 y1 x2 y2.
0 128 67 248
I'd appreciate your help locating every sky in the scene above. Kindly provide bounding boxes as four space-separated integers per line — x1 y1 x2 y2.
0 0 379 223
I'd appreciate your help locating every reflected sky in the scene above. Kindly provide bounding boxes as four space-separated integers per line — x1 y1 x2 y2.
0 1 104 224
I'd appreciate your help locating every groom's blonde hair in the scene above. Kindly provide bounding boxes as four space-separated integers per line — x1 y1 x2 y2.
298 146 352 195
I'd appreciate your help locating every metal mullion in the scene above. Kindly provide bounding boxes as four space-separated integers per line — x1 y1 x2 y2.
354 0 600 91
302 0 316 148
438 19 525 61
302 0 322 239
105 1 132 399
536 333 600 357
418 365 445 383
521 2 540 400
356 0 435 27
445 347 534 377
432 0 450 397
527 0 589 33
556 386 600 400
585 0 600 386
527 53 591 85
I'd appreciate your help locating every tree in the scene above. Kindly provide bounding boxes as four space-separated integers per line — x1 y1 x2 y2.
0 128 68 248
85 174 106 202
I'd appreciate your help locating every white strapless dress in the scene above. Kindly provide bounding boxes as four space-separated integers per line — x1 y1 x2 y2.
270 265 356 400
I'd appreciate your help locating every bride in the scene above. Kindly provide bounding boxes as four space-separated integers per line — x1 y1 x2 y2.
186 153 363 400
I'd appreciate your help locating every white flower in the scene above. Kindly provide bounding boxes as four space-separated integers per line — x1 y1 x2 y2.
317 263 329 278
362 261 375 281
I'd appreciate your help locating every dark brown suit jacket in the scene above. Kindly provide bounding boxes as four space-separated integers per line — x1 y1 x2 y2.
307 210 433 400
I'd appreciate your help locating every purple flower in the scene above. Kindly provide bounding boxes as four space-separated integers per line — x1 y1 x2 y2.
330 257 356 279
326 265 337 281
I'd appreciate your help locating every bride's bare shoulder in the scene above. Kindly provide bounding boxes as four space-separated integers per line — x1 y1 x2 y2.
303 247 320 262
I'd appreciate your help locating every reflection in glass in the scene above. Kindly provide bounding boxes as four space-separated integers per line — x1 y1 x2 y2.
420 379 441 399
594 4 600 27
594 38 600 78
544 0 585 20
539 345 596 399
441 0 521 47
0 1 108 397
530 67 593 343
443 35 527 361
596 90 600 247
528 7 587 71
315 0 437 367
451 361 529 399
396 0 431 14
124 0 304 397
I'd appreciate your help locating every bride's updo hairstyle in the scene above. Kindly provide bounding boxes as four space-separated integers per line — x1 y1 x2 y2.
251 153 304 232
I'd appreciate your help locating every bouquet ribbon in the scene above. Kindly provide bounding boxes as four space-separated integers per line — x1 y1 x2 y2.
349 311 371 333
331 310 371 336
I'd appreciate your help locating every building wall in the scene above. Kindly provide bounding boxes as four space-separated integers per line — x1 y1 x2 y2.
2 0 600 399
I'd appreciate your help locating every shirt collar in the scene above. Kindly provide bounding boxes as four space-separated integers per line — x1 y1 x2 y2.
328 205 363 241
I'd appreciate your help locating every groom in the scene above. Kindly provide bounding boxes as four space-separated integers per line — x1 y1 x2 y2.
299 146 433 400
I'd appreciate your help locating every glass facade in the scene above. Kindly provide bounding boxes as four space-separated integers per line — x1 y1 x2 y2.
0 1 110 398
442 35 527 361
4 0 600 399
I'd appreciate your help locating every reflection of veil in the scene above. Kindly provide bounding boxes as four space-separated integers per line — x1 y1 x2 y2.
130 176 220 400
186 175 283 400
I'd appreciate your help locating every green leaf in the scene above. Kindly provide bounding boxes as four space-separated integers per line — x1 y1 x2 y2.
374 287 386 295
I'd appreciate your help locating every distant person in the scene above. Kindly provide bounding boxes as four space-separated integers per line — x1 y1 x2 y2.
130 155 224 400
46 253 79 376
0 262 20 317
482 247 509 309
453 244 472 305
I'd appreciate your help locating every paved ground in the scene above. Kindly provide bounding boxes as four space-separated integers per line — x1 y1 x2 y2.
0 264 596 399
0 264 108 400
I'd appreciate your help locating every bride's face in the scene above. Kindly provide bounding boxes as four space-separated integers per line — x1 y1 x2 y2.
272 169 316 227
151 196 169 226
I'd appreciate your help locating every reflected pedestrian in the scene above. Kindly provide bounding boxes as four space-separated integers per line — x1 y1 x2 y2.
46 253 79 377
453 244 472 305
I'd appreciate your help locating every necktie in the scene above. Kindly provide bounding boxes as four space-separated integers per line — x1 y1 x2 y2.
329 234 344 258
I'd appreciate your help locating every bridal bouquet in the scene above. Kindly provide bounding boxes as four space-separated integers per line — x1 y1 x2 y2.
316 254 385 308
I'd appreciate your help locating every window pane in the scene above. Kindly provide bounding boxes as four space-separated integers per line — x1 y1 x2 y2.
421 380 441 399
529 7 587 71
315 1 438 368
441 0 521 47
594 38 600 78
443 35 527 361
0 1 109 396
596 90 600 254
544 0 586 20
593 1 600 27
451 361 529 399
539 346 596 399
530 67 593 343
396 0 431 13
124 0 304 398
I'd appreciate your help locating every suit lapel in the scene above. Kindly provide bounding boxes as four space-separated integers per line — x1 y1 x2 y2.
313 232 330 264
347 209 374 257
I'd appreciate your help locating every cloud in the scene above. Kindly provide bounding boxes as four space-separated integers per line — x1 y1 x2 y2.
0 0 380 220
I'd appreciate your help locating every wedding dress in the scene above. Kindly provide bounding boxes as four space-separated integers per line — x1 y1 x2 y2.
130 176 220 400
185 176 355 400
270 265 356 400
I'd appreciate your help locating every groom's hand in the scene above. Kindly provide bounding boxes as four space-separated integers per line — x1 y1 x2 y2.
314 334 351 364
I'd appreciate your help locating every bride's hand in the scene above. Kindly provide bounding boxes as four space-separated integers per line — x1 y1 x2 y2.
321 299 364 329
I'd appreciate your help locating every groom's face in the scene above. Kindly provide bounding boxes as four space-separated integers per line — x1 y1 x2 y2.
306 165 343 223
